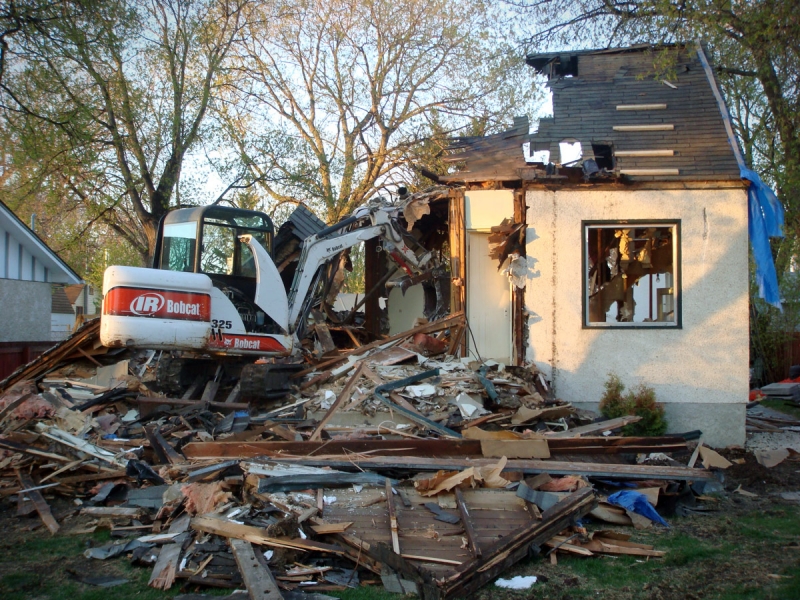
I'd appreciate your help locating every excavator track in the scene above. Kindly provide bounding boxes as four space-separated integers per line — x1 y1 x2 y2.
156 356 302 401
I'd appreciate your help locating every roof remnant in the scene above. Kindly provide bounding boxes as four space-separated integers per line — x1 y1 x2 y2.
444 44 742 184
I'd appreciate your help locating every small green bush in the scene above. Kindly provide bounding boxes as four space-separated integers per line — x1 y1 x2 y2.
599 373 668 436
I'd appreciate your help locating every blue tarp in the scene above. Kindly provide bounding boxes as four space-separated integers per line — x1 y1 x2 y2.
743 167 784 310
607 490 670 527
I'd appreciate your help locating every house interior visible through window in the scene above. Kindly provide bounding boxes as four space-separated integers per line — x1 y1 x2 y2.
585 223 678 326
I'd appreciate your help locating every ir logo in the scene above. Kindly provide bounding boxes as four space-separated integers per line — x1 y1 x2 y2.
129 293 165 315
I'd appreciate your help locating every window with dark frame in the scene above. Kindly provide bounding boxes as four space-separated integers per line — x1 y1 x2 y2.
584 221 679 327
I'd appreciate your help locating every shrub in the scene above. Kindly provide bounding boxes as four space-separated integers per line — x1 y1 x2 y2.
599 373 668 436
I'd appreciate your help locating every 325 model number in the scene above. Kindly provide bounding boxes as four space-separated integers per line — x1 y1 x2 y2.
211 319 232 329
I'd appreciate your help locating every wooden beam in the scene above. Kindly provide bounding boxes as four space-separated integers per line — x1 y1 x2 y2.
17 472 59 534
229 538 284 600
182 436 687 460
239 455 712 481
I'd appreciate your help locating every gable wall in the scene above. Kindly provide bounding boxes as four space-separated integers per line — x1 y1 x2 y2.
524 186 748 447
0 225 50 282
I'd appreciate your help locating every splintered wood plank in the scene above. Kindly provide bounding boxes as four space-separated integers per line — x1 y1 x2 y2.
17 472 59 534
229 538 284 600
191 515 343 554
387 479 401 554
148 542 182 590
454 487 481 558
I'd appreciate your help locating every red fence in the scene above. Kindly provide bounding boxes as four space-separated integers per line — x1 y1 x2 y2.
0 341 55 381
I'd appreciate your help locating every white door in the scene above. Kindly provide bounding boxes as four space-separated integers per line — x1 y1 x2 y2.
467 232 512 363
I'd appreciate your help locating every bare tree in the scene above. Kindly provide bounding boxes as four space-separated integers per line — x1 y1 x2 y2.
223 0 535 224
1 0 252 263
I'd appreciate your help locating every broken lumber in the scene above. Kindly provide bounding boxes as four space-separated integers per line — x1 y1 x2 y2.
229 538 284 600
548 415 642 438
454 487 481 558
191 515 344 554
309 362 365 441
149 542 182 590
180 436 688 459
17 472 59 534
230 455 713 481
292 312 466 379
386 479 400 554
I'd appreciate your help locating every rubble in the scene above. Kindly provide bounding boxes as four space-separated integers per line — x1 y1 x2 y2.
0 315 722 598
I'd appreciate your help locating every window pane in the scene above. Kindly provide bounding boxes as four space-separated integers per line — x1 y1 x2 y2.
586 224 676 326
201 223 236 275
161 236 196 272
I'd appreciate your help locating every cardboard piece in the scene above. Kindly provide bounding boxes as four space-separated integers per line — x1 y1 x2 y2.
480 439 550 459
698 446 732 469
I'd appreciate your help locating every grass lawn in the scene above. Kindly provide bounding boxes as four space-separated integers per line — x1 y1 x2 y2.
2 500 799 599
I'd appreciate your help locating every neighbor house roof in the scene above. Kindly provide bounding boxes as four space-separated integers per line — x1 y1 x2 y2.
64 284 85 305
51 285 75 314
442 43 742 184
0 200 82 284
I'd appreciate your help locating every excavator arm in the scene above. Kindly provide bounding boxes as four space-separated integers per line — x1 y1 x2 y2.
282 205 434 335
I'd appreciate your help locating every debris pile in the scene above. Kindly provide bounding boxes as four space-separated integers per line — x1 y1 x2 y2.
0 316 723 598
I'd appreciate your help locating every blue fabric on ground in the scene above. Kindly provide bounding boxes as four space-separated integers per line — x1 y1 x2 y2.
742 168 784 310
606 490 669 527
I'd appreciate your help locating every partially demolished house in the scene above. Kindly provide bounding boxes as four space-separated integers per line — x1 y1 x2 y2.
0 42 765 600
422 44 748 447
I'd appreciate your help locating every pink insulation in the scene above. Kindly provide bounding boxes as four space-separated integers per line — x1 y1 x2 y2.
0 381 54 420
181 481 232 515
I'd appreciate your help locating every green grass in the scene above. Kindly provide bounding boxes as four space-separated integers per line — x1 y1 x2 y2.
760 398 800 420
2 505 799 599
0 529 228 600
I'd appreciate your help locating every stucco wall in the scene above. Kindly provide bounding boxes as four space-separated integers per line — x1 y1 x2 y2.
0 279 52 342
524 187 749 447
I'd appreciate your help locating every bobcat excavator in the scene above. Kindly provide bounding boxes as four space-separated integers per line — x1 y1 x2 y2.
100 197 436 397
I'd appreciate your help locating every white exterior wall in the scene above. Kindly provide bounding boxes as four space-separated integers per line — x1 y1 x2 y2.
1 228 49 282
524 187 749 447
71 286 99 315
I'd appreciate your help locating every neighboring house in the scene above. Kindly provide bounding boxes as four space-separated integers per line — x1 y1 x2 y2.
65 283 99 318
0 200 82 374
51 285 76 341
374 44 749 446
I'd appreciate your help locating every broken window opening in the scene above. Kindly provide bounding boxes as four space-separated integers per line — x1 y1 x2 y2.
591 142 614 170
559 140 582 166
584 222 679 327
